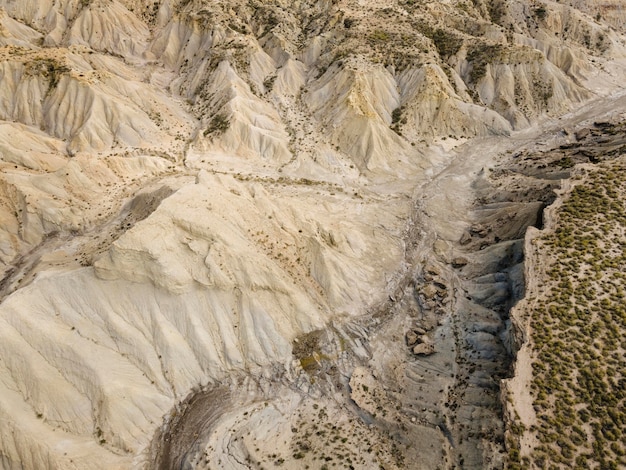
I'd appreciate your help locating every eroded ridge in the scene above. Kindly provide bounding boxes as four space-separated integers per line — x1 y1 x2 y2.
0 0 625 468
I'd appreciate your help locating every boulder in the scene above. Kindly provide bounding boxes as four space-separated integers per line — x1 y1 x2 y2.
406 330 419 346
575 127 590 141
422 284 438 299
470 225 489 238
412 343 435 356
425 263 442 276
419 335 433 345
459 231 472 245
452 257 468 268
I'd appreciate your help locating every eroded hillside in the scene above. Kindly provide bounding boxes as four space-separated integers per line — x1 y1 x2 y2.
0 0 624 468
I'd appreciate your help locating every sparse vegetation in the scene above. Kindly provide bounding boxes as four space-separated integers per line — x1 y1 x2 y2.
369 29 391 43
203 114 230 136
534 5 548 20
488 0 507 25
285 400 403 469
467 43 505 83
391 106 406 134
24 58 70 92
263 75 277 93
508 159 626 469
430 28 464 58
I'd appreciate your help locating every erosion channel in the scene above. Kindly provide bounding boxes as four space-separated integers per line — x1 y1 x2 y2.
149 91 626 470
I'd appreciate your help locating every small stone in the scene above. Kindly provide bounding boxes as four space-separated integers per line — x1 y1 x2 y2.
406 330 419 346
412 343 435 356
422 284 438 299
419 335 433 345
470 224 488 238
459 231 472 245
425 263 441 276
452 257 468 268
575 128 590 141
433 239 449 257
413 327 427 336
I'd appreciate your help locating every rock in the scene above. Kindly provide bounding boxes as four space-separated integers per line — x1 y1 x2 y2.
465 332 503 360
468 282 510 307
452 257 468 268
425 263 442 276
407 330 432 348
593 121 612 129
412 343 435 356
422 284 438 299
433 239 450 257
406 330 419 346
459 231 472 245
407 307 420 317
470 224 489 238
575 128 590 141
493 272 508 282
349 367 379 415
419 335 433 345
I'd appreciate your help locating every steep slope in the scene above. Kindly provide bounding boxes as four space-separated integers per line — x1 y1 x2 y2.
304 59 409 170
0 0 624 468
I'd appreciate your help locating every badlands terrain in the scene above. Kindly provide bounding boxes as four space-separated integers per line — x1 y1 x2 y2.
0 0 625 469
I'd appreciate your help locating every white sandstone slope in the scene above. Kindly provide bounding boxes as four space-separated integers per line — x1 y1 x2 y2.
0 0 624 468
397 64 513 140
305 59 410 170
0 10 43 47
191 61 292 163
0 168 409 468
0 47 192 153
67 1 150 57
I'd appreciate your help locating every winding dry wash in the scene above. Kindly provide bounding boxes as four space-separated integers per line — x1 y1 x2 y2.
0 0 625 469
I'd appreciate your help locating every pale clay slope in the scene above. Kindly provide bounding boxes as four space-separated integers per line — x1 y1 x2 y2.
0 0 625 468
